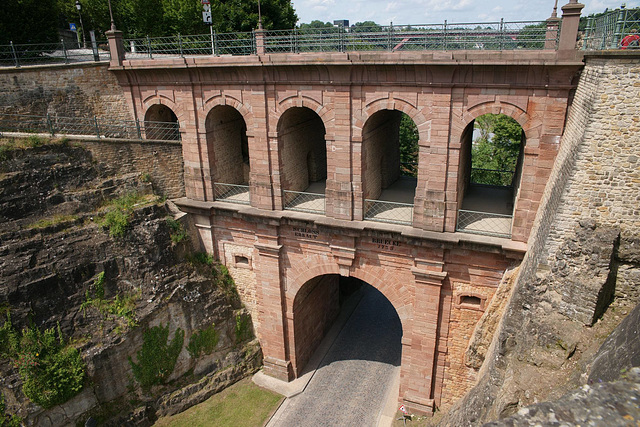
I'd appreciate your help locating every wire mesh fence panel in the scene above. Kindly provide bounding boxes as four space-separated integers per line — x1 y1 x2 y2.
456 209 512 238
0 113 181 142
470 168 515 186
0 40 110 67
214 183 251 205
583 7 640 50
142 121 181 141
283 190 325 214
364 199 413 225
215 32 255 55
262 29 297 53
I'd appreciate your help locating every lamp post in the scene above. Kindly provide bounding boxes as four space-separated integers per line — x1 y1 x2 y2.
107 0 116 31
257 0 263 29
75 0 87 48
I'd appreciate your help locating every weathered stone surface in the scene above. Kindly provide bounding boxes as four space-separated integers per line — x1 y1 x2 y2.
0 142 258 425
484 368 640 427
589 302 640 384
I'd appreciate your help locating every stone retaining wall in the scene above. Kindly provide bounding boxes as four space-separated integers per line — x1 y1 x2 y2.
0 63 132 122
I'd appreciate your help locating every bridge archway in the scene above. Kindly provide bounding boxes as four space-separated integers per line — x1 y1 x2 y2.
361 109 418 224
290 274 403 379
144 104 180 141
205 105 250 201
455 112 525 238
277 107 327 211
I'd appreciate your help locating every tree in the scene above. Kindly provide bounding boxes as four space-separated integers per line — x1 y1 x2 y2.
399 114 419 177
54 0 298 39
1 0 60 45
471 114 522 186
352 21 382 32
299 20 333 29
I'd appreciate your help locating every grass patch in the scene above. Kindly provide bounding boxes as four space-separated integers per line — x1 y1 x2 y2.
100 192 157 238
27 214 78 230
153 377 283 427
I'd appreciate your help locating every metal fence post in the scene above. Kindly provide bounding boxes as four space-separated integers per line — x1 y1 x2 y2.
340 24 345 52
46 114 54 136
613 7 627 49
178 34 184 57
583 16 593 50
136 118 142 139
147 35 153 59
10 41 19 67
210 26 215 55
214 30 218 56
388 23 393 51
499 18 504 50
94 116 100 138
61 39 69 64
443 20 448 50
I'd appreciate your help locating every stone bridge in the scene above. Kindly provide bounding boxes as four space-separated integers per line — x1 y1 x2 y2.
105 1 585 414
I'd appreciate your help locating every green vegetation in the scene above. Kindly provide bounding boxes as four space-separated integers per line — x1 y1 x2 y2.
0 316 85 409
153 377 282 427
186 323 219 359
471 114 522 186
0 392 22 427
166 217 188 244
27 214 78 230
81 272 139 330
234 313 253 343
399 114 419 177
101 192 155 238
186 252 214 266
128 323 184 393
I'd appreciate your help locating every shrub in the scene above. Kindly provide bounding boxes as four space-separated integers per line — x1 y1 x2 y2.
235 314 253 343
129 324 184 392
186 323 219 359
101 192 149 238
166 217 188 244
81 272 138 329
0 318 85 409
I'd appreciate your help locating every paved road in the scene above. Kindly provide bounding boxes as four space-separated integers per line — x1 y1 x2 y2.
270 285 403 427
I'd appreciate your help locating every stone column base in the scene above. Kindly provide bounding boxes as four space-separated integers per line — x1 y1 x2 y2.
403 394 435 416
263 356 294 382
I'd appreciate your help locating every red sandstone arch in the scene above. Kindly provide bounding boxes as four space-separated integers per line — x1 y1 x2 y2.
452 101 531 145
285 257 412 327
141 96 184 125
200 95 255 137
274 96 335 142
355 98 428 143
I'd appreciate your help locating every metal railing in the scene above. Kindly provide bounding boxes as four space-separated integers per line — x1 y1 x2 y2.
125 31 255 58
470 168 515 186
213 183 250 205
283 190 325 214
364 199 413 225
0 113 180 141
583 6 640 50
456 209 512 238
0 39 109 67
117 19 553 62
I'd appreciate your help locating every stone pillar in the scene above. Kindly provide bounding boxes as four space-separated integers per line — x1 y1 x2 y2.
558 0 585 52
402 259 447 415
106 29 125 67
254 227 293 381
545 17 561 50
255 29 266 55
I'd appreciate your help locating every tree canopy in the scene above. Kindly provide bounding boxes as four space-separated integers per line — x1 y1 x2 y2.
2 0 298 44
471 114 522 185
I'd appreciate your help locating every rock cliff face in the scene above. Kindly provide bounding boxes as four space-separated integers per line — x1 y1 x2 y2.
0 138 260 426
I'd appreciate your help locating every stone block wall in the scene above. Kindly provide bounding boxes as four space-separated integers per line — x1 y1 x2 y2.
520 53 640 324
0 63 132 122
77 139 185 198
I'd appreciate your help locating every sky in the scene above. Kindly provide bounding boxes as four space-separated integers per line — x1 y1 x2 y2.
291 0 640 26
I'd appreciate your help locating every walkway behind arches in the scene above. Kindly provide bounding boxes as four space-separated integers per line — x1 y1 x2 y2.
255 285 402 427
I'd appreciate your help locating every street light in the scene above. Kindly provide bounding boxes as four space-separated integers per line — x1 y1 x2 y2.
75 0 87 48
